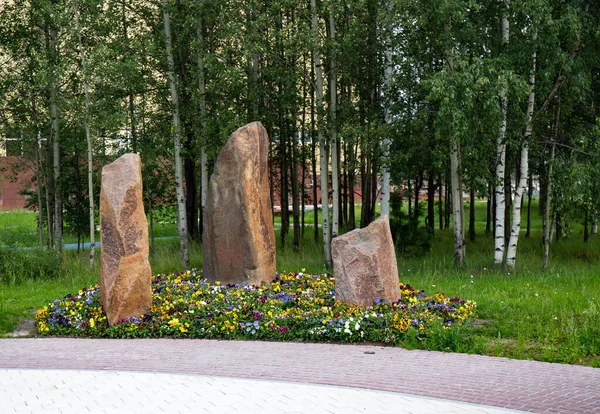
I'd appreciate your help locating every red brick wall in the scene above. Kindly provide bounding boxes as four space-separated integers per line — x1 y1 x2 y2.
0 156 33 211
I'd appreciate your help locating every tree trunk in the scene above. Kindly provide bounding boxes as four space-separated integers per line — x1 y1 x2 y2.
492 183 496 239
35 132 44 248
290 118 300 252
197 10 208 238
147 182 155 259
74 0 95 271
494 1 510 265
407 179 412 219
301 54 308 238
279 114 289 249
30 87 44 248
526 172 532 238
543 142 556 268
310 62 319 244
162 0 189 268
504 168 512 245
342 140 348 227
44 126 53 249
469 185 475 241
427 170 435 235
370 155 378 222
329 10 339 238
506 42 535 267
348 141 356 230
121 0 137 153
379 0 393 218
592 214 598 235
311 0 331 267
246 3 259 122
450 137 465 265
361 150 371 228
50 31 62 256
414 173 422 222
486 182 491 236
444 173 450 229
438 173 443 231
141 91 155 259
446 36 465 264
584 209 589 242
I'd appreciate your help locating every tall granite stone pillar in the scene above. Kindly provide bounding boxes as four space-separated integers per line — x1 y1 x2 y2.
100 153 152 326
203 122 276 285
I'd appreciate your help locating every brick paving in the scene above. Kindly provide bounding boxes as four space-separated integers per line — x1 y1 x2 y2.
1 369 517 413
1 338 599 413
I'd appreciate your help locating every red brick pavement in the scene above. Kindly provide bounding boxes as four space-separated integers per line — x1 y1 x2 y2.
1 338 598 413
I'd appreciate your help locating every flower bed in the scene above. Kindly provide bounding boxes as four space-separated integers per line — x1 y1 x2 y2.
35 270 476 344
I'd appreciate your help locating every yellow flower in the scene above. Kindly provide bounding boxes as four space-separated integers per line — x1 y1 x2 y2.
393 317 410 332
89 319 95 328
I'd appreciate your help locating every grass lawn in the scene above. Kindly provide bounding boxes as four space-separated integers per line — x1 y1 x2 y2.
1 202 599 366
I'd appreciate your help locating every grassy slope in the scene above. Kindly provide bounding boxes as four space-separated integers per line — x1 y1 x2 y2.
1 203 599 366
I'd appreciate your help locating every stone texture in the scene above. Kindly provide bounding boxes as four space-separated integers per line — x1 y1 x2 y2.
332 216 400 306
100 153 152 326
203 122 276 285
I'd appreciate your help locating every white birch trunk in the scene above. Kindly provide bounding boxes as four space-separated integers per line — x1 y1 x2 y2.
494 1 510 265
35 132 44 247
74 0 96 271
592 215 598 235
380 0 393 218
444 27 464 264
311 0 331 268
48 24 62 255
450 137 464 264
329 11 339 239
162 0 189 268
197 7 208 224
506 41 536 268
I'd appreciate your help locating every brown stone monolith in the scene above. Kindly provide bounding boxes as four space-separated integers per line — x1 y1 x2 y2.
203 122 276 285
332 215 401 306
100 153 152 326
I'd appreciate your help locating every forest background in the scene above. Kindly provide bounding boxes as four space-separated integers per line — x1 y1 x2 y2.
0 0 599 365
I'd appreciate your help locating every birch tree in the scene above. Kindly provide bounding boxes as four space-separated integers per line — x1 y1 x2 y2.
328 5 339 238
45 8 62 255
506 34 536 268
196 1 208 235
380 0 393 218
494 0 509 265
73 0 95 271
311 0 332 268
162 0 189 268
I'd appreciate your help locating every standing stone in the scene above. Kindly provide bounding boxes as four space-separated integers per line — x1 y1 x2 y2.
203 122 276 285
100 153 152 326
332 216 400 306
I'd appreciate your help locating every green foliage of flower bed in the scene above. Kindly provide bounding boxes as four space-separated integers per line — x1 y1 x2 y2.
35 270 476 347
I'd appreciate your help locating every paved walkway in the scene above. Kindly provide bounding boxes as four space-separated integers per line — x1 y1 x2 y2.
1 338 598 413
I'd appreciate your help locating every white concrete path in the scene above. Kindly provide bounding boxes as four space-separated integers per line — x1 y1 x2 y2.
1 369 520 414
